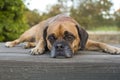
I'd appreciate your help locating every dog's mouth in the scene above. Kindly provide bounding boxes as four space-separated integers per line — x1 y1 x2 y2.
50 41 73 58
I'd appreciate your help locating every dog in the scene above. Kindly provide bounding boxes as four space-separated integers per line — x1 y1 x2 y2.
5 14 120 58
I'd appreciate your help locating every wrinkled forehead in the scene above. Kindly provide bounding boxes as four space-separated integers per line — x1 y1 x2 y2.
47 21 78 36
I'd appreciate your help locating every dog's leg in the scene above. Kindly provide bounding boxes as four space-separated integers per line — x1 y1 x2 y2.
5 29 35 47
30 38 45 55
24 42 36 49
5 39 21 47
85 40 120 54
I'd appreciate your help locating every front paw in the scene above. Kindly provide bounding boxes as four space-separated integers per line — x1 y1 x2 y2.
104 46 120 54
5 42 14 48
30 47 45 55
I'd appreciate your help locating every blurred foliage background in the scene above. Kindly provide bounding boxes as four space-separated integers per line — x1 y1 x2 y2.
0 0 120 42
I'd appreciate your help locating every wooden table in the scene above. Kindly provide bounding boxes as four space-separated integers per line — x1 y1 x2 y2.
0 43 120 80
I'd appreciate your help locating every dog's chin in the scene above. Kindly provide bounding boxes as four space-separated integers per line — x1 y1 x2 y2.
50 43 73 58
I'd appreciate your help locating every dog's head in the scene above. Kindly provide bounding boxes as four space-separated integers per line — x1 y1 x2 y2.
44 20 88 58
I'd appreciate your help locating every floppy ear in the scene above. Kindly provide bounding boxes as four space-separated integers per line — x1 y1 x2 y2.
43 26 49 51
75 25 88 50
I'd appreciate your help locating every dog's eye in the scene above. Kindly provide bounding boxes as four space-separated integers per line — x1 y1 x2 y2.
64 35 75 41
48 35 56 41
48 34 56 44
64 31 75 42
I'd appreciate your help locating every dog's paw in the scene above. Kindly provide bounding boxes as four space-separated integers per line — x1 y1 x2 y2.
24 42 36 49
5 42 14 48
30 47 45 55
104 46 120 54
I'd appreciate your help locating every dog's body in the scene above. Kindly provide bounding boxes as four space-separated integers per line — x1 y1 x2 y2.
5 14 120 58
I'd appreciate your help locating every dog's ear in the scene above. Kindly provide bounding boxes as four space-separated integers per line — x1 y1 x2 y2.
43 26 48 41
43 26 49 51
75 25 88 50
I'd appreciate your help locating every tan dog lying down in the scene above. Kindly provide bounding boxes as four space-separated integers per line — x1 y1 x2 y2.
5 14 120 58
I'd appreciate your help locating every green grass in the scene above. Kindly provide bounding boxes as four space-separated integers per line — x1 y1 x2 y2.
88 26 119 32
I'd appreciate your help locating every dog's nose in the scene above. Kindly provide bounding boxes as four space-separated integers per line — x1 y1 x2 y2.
55 43 64 50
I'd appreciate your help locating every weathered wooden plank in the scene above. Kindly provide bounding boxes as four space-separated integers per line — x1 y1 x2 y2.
1 43 120 62
0 61 120 80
